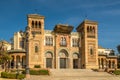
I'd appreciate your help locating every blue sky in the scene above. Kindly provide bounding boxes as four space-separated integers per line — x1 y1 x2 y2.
0 0 120 53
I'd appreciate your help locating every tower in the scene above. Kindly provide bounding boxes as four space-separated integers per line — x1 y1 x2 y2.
77 20 98 69
26 14 45 68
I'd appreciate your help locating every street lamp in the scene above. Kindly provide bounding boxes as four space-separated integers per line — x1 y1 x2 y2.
25 27 30 78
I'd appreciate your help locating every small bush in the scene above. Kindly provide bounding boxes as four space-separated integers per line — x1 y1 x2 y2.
29 69 49 75
113 70 120 75
30 70 40 75
1 72 25 79
17 74 25 79
38 70 49 75
34 65 41 68
21 69 49 75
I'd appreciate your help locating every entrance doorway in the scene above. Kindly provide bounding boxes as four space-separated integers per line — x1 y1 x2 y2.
45 52 53 68
59 49 69 69
60 58 66 68
46 58 52 68
73 53 79 69
73 59 78 68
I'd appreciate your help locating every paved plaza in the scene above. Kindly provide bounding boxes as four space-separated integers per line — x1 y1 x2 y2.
0 69 120 80
23 69 120 80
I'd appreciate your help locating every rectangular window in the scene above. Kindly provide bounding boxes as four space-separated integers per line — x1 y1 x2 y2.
45 36 53 46
72 38 78 47
19 40 24 49
60 37 67 47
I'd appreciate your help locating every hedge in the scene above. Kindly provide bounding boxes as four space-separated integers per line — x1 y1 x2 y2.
34 65 41 68
1 72 25 79
22 69 49 75
113 70 120 75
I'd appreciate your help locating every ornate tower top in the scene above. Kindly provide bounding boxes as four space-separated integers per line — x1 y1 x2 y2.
27 14 45 19
76 20 98 31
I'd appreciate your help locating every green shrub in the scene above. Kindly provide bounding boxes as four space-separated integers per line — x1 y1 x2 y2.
17 74 25 79
1 72 25 79
22 70 26 74
34 65 41 68
30 70 40 75
21 69 49 75
38 70 49 75
29 69 49 75
113 70 120 75
1 72 8 78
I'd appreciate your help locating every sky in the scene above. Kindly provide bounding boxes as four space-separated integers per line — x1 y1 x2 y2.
0 0 120 53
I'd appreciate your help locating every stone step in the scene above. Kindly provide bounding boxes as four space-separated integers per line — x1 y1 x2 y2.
50 69 111 77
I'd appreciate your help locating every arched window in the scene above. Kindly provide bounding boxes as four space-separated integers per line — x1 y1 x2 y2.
93 27 95 33
87 26 90 32
89 46 94 55
90 48 93 55
35 45 38 53
32 21 34 28
38 21 41 28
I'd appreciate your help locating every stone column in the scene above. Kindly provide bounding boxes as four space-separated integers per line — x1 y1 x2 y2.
52 57 54 69
14 55 16 69
111 60 113 69
99 58 101 69
78 58 81 69
104 59 106 69
57 57 59 69
9 60 11 70
44 57 46 68
20 56 23 69
71 58 73 69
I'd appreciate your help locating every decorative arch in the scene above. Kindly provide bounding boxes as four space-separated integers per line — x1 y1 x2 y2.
45 51 53 58
57 48 69 55
44 50 54 56
59 49 69 58
73 53 79 59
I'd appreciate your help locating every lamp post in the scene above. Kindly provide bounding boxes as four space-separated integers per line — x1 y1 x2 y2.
25 28 30 78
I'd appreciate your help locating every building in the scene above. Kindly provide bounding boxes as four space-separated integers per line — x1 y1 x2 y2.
98 46 117 70
8 14 117 70
0 40 11 51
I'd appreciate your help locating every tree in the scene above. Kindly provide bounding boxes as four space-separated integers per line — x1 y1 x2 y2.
117 45 120 68
117 45 120 54
109 50 115 55
0 41 11 72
